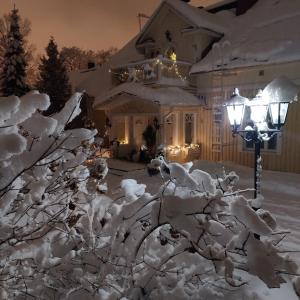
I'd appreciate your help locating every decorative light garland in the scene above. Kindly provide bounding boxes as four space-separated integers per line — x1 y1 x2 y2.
109 55 188 83
166 143 200 156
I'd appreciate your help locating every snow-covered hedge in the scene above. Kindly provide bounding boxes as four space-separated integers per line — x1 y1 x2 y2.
0 93 299 299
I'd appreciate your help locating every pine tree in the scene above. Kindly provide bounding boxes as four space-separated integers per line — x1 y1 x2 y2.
36 37 71 115
0 7 29 96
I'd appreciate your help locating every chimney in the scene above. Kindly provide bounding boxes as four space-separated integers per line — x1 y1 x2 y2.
87 61 96 69
236 0 258 15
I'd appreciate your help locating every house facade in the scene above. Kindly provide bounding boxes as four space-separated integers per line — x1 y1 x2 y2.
70 0 300 173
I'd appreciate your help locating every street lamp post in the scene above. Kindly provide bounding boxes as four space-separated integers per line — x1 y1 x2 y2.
224 76 298 207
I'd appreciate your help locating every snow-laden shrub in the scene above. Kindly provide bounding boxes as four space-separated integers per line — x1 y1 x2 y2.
96 158 299 299
0 91 106 299
0 92 299 300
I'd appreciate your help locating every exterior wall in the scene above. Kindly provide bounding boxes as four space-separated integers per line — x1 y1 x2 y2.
84 96 106 136
194 61 300 173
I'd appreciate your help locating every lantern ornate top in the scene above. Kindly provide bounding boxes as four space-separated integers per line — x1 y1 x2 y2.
248 89 268 105
224 88 249 106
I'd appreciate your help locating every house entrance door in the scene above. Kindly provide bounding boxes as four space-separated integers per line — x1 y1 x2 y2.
133 116 147 147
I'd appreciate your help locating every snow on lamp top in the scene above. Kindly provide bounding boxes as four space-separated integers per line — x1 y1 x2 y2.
262 76 298 104
262 76 299 128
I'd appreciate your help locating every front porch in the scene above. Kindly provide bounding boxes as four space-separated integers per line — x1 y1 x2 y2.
93 82 204 162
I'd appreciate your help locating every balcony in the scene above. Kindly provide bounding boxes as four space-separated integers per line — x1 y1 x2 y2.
110 57 192 87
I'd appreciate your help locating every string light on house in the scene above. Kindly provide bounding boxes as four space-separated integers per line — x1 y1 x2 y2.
170 51 177 62
166 143 200 156
109 56 188 83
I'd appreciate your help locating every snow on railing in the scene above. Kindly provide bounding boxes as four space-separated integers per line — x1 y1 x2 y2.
110 57 191 86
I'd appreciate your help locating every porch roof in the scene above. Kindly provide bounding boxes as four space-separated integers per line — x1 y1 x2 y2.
93 82 203 110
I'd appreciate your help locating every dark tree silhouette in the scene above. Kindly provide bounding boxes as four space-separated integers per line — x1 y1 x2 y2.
0 7 29 96
36 37 71 115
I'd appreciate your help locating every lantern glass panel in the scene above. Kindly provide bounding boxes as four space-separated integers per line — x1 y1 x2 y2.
250 104 268 124
226 104 244 127
269 102 289 125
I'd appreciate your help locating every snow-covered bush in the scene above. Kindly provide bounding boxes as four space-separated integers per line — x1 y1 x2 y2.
0 92 298 299
96 157 299 299
0 91 103 299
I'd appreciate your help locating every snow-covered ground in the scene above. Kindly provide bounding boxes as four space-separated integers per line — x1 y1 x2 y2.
106 158 300 299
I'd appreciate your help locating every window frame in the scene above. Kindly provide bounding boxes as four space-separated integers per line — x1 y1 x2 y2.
183 112 197 145
241 132 282 155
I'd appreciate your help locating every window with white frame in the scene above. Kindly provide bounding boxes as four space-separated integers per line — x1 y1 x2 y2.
212 105 223 153
184 113 195 145
243 133 279 153
242 106 281 153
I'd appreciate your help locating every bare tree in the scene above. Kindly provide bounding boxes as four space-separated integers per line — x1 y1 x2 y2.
61 46 117 72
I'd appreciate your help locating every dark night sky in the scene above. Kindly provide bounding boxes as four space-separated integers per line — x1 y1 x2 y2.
1 0 219 53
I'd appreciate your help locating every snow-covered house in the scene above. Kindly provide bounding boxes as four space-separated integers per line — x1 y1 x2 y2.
190 0 300 173
70 0 228 161
70 0 300 173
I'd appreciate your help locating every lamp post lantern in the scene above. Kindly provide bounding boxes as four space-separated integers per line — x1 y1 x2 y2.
224 88 248 133
224 76 298 207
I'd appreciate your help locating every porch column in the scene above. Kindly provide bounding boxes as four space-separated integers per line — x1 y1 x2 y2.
174 112 179 145
158 109 164 146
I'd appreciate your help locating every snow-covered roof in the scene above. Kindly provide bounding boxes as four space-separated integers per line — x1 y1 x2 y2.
94 82 203 109
164 0 228 34
205 0 236 11
136 0 229 46
190 0 300 74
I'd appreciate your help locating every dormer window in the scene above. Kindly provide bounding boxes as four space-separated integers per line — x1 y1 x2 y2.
165 30 172 42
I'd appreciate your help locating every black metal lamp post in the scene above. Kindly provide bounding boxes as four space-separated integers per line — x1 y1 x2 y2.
224 76 298 206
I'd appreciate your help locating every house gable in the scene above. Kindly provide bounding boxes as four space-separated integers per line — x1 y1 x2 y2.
110 96 159 115
136 1 224 63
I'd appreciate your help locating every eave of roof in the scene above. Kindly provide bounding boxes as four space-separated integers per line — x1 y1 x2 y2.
94 82 204 109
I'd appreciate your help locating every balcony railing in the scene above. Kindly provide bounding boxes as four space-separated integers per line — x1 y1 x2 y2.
111 57 191 87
